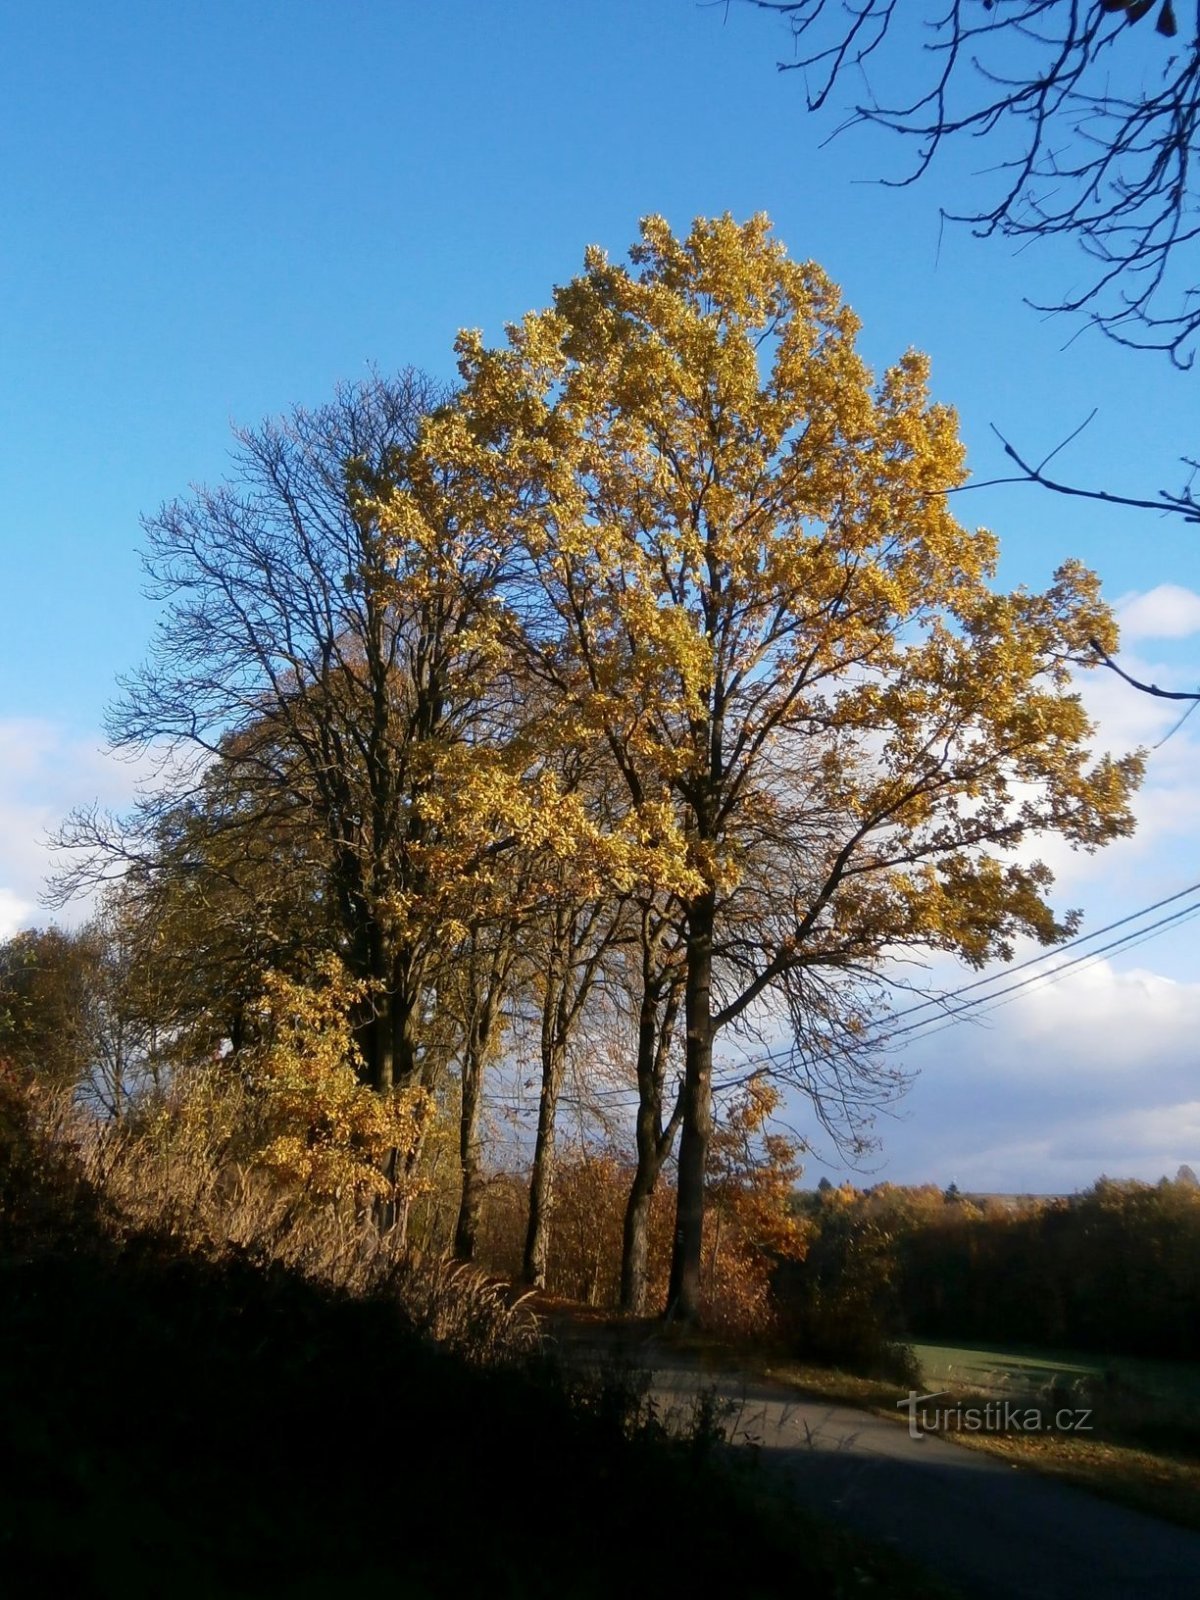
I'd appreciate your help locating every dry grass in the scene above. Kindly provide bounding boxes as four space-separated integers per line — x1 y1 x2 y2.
23 1072 539 1367
3 1072 959 1599
948 1429 1200 1530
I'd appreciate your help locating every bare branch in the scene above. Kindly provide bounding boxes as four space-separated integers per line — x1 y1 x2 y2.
739 0 1200 362
1089 636 1200 697
990 421 1200 521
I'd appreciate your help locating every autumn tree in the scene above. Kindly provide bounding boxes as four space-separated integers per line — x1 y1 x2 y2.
240 958 433 1214
443 914 522 1261
55 372 529 1101
703 1078 809 1335
0 926 102 1091
705 1078 808 1266
72 896 179 1119
452 213 1142 1321
519 872 623 1289
0 913 166 1119
100 763 337 1065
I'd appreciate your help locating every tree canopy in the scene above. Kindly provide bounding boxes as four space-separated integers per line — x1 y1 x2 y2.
51 214 1142 1321
449 212 1141 1315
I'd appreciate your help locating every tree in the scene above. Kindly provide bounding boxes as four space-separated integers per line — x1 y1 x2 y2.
444 914 522 1261
741 1 1200 363
703 1078 809 1334
240 958 433 1211
453 212 1141 1320
55 372 526 1099
74 897 177 1119
739 3 1200 711
0 926 101 1090
520 881 622 1288
0 913 164 1119
101 763 338 1065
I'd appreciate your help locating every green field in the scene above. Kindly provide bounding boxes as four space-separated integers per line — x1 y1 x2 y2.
912 1339 1200 1418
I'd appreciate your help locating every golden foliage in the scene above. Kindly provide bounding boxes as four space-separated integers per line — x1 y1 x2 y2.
244 960 432 1204
702 1080 810 1339
448 212 1142 971
707 1080 810 1263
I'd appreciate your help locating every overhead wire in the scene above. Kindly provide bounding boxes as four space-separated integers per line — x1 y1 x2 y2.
481 876 1200 1115
891 899 1200 1049
691 877 1200 1078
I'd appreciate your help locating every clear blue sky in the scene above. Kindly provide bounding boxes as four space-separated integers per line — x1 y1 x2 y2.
2 0 1198 1188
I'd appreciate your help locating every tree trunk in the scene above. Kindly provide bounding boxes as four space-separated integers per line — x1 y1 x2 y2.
369 993 395 1093
667 894 715 1323
358 920 395 1093
453 1013 491 1261
523 1041 566 1288
521 900 615 1290
392 948 422 1091
619 962 680 1314
620 1181 655 1315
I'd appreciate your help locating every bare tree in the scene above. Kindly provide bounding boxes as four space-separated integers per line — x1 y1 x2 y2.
520 889 622 1289
54 371 519 1096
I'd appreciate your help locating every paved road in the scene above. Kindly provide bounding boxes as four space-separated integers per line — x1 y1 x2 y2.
550 1321 1200 1600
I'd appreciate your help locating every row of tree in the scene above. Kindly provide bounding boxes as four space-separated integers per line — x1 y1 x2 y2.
787 1174 1200 1361
21 214 1139 1319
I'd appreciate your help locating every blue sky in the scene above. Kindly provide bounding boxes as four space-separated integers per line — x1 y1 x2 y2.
3 0 1198 1189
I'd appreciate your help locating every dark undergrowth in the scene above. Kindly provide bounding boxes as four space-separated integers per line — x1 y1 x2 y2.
0 1085 949 1599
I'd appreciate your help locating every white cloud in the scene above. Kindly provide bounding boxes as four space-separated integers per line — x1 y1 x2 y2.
0 718 146 936
1117 583 1200 643
0 887 35 941
825 958 1200 1192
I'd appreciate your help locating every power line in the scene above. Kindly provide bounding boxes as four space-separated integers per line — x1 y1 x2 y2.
885 896 1200 1045
484 875 1200 1113
727 877 1200 1075
880 878 1200 1030
893 899 1200 1049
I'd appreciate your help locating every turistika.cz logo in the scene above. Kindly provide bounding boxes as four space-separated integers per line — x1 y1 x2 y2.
896 1390 1094 1442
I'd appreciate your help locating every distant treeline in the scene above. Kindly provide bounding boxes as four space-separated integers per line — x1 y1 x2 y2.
784 1177 1200 1364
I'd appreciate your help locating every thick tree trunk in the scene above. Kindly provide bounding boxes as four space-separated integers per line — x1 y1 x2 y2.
620 1181 655 1315
357 920 396 1093
667 894 715 1323
619 964 680 1314
453 1009 493 1261
523 1041 566 1288
369 993 395 1093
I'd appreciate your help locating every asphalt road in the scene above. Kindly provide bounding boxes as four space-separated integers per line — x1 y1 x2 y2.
552 1321 1200 1600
